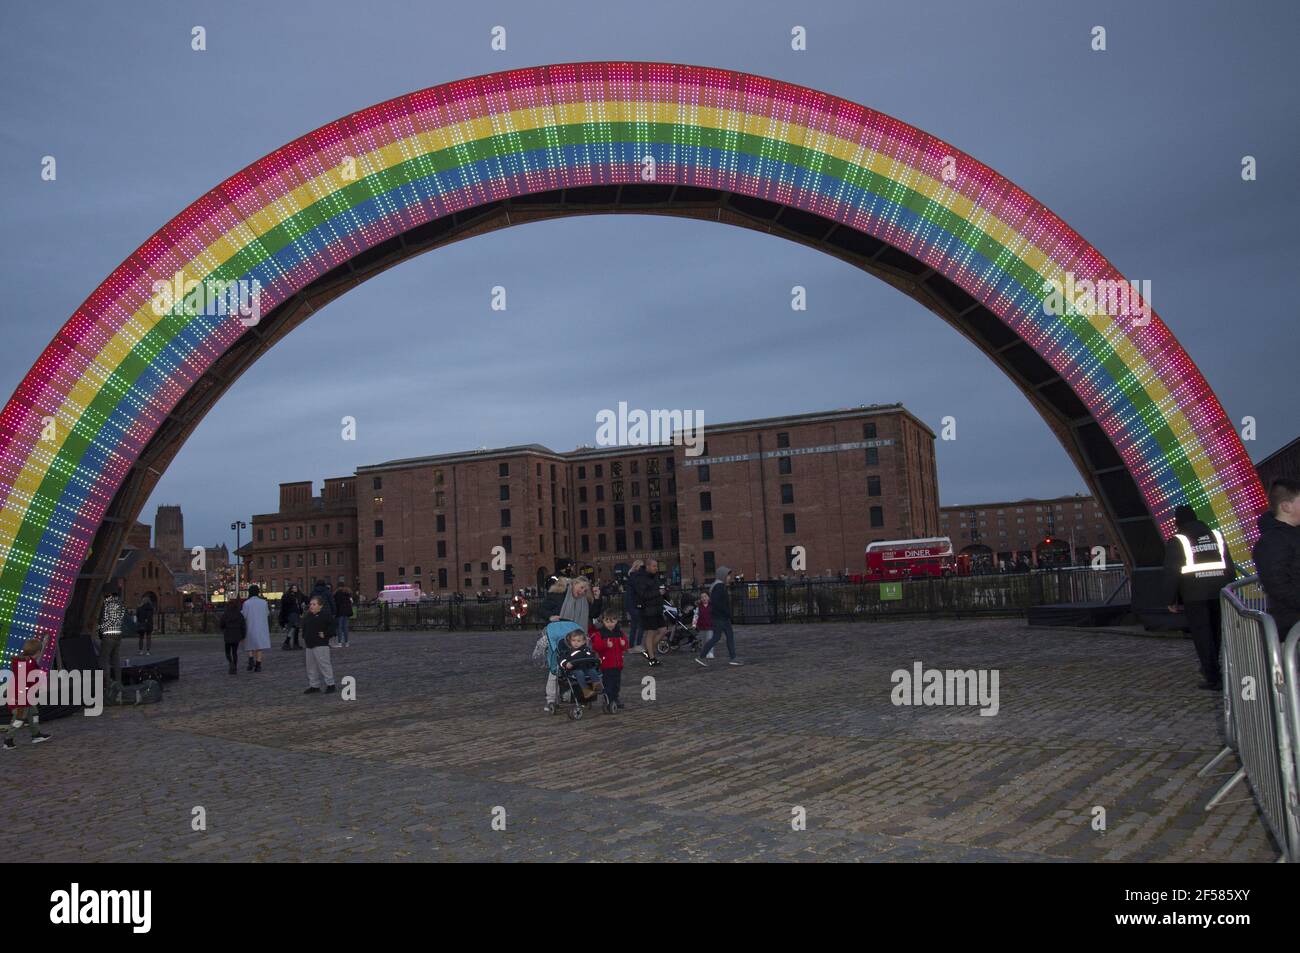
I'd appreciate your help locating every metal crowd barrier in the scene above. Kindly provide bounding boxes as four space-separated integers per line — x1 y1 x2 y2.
1209 576 1299 861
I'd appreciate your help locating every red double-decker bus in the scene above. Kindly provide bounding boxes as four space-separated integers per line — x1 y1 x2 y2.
854 536 968 581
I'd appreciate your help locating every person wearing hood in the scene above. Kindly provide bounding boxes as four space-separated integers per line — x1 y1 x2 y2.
1161 504 1236 690
1253 478 1300 640
697 565 743 666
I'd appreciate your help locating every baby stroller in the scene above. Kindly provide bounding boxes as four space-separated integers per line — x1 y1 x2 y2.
537 621 603 720
655 600 701 655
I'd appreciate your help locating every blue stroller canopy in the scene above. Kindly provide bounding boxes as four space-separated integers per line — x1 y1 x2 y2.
544 620 584 673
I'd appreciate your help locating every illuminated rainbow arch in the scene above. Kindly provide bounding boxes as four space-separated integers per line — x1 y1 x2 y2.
0 62 1266 656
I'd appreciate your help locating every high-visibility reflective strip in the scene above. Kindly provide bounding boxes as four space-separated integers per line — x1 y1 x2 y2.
1175 530 1227 574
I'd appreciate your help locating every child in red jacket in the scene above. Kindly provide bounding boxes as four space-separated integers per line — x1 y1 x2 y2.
5 637 52 749
589 609 627 713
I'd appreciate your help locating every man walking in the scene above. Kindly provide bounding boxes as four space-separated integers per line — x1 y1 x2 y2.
1253 478 1300 640
96 584 126 692
624 560 644 653
631 558 665 667
1162 504 1236 690
697 565 743 666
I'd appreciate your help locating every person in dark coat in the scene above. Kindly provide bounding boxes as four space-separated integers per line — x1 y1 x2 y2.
333 586 354 647
1252 478 1300 640
301 596 337 694
311 579 334 618
220 600 246 675
280 585 303 650
630 559 665 667
697 566 743 665
1162 504 1236 689
135 596 155 655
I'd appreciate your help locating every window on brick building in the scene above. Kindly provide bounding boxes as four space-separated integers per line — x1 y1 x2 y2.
578 486 587 503
256 528 263 542
271 555 278 569
296 526 303 539
700 492 712 512
438 568 448 588
435 492 445 507
634 530 643 549
595 464 603 478
632 505 642 523
501 509 511 528
373 477 382 491
581 535 590 552
337 522 344 535
870 506 884 528
865 447 878 466
499 462 509 477
598 533 608 552
270 528 277 541
464 563 471 572
779 457 792 475
375 545 384 562
702 520 714 540
374 520 383 537
596 485 605 502
376 571 384 590
614 505 625 527
595 508 605 527
632 482 640 497
868 476 882 497
615 530 627 552
500 484 510 501
436 514 445 532
698 465 710 483
539 535 545 553
651 527 664 549
783 514 796 534
580 510 589 528
310 524 317 538
777 432 790 448
703 551 716 575
397 566 404 576
863 423 877 439
578 466 586 480
437 540 446 558
781 484 794 505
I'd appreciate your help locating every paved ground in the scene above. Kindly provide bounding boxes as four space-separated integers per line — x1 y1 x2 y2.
4 619 1277 862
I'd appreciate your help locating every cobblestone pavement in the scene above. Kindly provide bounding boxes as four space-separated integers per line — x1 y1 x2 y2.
4 620 1277 862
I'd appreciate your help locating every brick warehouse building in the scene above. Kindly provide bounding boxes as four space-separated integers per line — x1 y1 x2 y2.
938 494 1121 568
676 406 940 583
351 404 939 596
356 445 580 598
243 477 360 599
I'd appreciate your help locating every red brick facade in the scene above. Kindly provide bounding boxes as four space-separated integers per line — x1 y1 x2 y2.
244 477 359 598
348 405 938 594
938 494 1120 567
675 406 939 583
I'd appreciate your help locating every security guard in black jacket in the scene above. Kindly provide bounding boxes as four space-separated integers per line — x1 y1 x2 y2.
1162 504 1236 690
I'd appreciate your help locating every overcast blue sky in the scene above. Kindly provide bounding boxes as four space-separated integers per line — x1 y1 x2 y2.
1 0 1296 552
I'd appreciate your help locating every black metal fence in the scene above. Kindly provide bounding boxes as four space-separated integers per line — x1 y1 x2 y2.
147 568 1129 634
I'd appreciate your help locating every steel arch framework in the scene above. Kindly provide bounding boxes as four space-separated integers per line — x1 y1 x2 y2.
0 62 1265 660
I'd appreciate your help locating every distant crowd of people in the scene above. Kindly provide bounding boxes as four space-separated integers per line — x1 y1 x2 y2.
46 477 1299 752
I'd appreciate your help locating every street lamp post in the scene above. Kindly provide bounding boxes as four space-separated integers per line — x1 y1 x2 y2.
230 520 246 598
